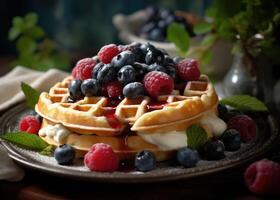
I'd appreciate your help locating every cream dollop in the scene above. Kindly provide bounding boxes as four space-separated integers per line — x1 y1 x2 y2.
38 124 70 143
199 112 227 137
138 131 187 150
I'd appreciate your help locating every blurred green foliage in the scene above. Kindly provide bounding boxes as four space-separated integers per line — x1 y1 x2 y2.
8 12 70 71
193 0 280 64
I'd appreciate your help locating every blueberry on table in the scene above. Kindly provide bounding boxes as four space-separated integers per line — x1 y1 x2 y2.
69 80 84 100
81 79 100 97
123 82 145 99
200 140 225 160
54 144 76 165
177 147 200 168
221 129 241 151
135 150 156 172
118 65 137 85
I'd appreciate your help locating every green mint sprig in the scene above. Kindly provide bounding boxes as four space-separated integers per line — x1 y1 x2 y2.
219 95 268 112
40 145 55 156
0 132 48 151
21 82 40 110
167 22 190 57
186 125 208 149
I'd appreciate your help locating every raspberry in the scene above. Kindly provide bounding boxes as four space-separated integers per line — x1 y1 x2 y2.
98 44 119 64
84 143 119 172
72 58 96 80
143 71 174 98
227 115 256 142
244 159 280 195
105 81 122 98
19 115 41 134
176 59 200 81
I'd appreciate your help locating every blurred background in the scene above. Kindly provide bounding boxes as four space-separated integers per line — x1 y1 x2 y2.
1 0 280 113
0 0 211 62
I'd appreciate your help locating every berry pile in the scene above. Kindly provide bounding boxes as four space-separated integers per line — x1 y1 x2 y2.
138 6 195 42
69 42 201 101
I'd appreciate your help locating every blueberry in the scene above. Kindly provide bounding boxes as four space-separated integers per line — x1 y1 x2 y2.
69 80 84 100
149 28 165 41
111 51 136 69
147 63 167 73
165 15 176 26
140 43 155 55
221 129 241 151
159 9 173 19
177 147 200 168
140 22 157 34
132 62 149 78
118 65 137 85
127 44 145 63
96 64 117 84
173 56 182 64
145 49 165 65
166 65 177 79
201 140 225 160
163 55 175 66
135 150 156 172
223 110 243 122
54 144 75 165
123 82 145 99
218 104 228 120
81 79 100 97
92 62 104 79
35 114 43 122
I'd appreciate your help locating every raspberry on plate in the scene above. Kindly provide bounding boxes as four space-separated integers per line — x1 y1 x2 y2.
244 159 280 195
176 58 200 81
143 71 174 98
19 115 41 134
98 44 120 64
227 115 257 142
105 81 122 98
84 143 119 172
72 58 97 80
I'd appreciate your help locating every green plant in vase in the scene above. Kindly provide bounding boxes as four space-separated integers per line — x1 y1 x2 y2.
8 12 70 71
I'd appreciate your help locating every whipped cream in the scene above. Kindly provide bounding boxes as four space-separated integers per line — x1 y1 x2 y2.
139 131 187 150
138 111 227 150
39 124 70 143
199 111 227 137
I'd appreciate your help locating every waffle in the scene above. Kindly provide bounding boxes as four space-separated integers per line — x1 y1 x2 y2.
35 75 218 136
40 119 174 161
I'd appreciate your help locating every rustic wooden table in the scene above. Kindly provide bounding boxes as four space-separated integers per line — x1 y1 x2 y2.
0 166 263 200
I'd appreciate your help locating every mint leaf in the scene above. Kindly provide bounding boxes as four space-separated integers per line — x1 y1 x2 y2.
21 82 40 109
40 145 55 156
220 95 268 112
1 132 48 151
194 22 212 35
186 125 208 149
167 22 190 55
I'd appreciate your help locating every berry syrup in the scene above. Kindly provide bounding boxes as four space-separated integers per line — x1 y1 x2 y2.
104 97 122 130
147 100 167 112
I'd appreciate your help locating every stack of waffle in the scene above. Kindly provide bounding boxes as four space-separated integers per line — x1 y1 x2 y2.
35 75 218 161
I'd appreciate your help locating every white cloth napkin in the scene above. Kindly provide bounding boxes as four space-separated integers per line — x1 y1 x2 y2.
0 66 69 181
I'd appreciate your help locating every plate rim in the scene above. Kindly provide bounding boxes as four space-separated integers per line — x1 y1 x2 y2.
1 102 279 183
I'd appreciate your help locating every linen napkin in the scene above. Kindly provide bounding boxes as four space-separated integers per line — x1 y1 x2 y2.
0 66 69 181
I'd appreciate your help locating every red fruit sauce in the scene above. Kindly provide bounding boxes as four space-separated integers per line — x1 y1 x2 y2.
147 101 167 112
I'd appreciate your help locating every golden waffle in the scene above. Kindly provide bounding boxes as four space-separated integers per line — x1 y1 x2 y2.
36 75 218 136
40 119 174 161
